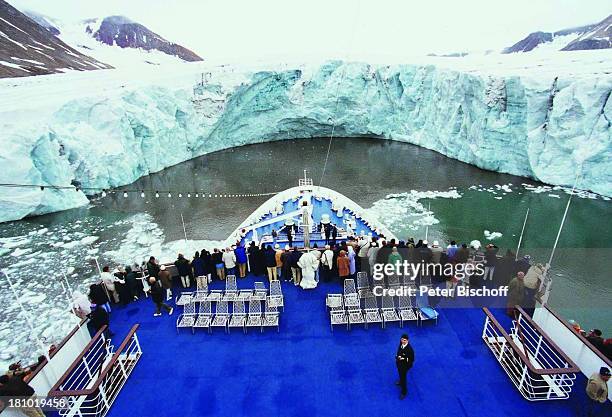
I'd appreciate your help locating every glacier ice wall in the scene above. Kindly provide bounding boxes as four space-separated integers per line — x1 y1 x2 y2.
0 61 610 222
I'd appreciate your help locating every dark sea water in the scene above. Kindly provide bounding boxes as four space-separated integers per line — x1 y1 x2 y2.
0 137 610 364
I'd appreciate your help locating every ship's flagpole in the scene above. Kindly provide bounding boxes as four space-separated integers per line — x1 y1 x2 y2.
548 174 580 266
539 172 580 304
515 208 530 260
425 202 431 242
181 213 188 248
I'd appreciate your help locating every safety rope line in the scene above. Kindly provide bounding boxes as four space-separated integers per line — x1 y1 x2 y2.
0 183 280 198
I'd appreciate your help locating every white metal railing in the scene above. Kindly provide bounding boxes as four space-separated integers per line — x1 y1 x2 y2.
48 325 142 417
298 178 314 187
482 308 578 401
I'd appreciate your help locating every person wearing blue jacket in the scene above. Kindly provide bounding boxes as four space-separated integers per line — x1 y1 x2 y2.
234 244 248 278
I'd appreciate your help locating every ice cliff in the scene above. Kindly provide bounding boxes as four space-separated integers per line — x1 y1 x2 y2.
1 60 610 222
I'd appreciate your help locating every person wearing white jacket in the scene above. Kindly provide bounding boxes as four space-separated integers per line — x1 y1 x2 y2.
101 266 122 303
320 245 334 282
298 250 321 289
222 247 237 277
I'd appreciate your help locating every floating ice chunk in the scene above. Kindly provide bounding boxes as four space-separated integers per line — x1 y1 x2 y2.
80 236 99 245
484 230 503 240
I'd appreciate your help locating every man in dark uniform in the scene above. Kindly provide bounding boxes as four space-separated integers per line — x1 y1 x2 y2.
395 334 415 399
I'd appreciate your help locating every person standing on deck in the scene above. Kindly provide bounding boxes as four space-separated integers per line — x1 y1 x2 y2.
234 244 248 278
331 224 338 246
175 254 192 288
347 244 356 279
286 225 294 248
264 245 278 282
281 245 292 282
158 265 173 301
395 334 415 400
357 235 371 273
585 367 609 416
321 245 334 282
289 247 303 285
223 247 237 277
367 239 380 277
0 370 45 417
337 249 350 280
483 244 499 281
274 243 283 280
192 251 206 280
88 303 114 338
446 241 458 261
101 266 121 304
201 249 213 282
212 248 224 280
146 256 160 278
506 271 525 317
149 277 173 317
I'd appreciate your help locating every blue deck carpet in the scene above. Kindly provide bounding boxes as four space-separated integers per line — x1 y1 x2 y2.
105 275 608 417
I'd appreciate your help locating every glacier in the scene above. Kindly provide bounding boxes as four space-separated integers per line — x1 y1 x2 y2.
0 59 610 223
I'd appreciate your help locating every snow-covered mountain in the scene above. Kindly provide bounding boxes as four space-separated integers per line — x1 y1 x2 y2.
91 16 202 61
19 13 205 68
502 14 611 53
562 14 612 51
0 0 112 78
23 9 60 35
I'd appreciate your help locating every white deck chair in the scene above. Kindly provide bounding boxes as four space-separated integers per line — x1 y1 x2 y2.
192 276 209 302
326 294 343 310
237 289 254 301
343 279 360 309
262 297 280 332
330 302 348 332
193 301 212 331
356 272 370 298
228 300 247 333
363 295 383 329
269 281 284 311
176 301 196 334
176 291 193 306
387 273 401 289
252 282 267 301
347 305 365 330
381 296 400 328
246 300 263 332
206 289 223 302
222 275 238 301
210 300 230 333
398 296 418 327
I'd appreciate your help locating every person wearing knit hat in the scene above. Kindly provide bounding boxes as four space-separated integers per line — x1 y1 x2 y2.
586 366 610 415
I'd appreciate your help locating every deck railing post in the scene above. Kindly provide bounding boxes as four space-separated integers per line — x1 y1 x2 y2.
99 383 110 413
518 365 529 398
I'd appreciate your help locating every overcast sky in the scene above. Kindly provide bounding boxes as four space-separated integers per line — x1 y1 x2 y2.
9 0 612 61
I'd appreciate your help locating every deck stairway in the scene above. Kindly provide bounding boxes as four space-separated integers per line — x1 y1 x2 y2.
482 307 579 401
48 325 142 417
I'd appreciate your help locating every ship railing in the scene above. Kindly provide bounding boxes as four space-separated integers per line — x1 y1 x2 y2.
48 324 142 417
482 307 579 401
